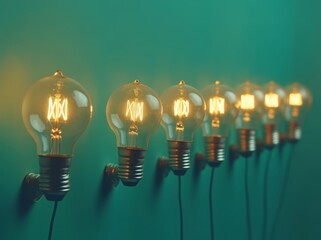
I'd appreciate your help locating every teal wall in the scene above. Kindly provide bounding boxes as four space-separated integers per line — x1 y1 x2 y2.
1 0 320 239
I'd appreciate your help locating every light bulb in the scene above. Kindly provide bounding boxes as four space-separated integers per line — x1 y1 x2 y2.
22 70 92 201
235 81 263 157
201 81 239 166
262 81 285 149
160 80 205 175
284 82 312 143
106 80 162 186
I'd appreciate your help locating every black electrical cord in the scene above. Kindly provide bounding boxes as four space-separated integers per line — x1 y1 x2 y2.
209 168 215 240
244 157 252 240
48 201 58 240
262 151 272 240
178 176 184 240
270 145 295 239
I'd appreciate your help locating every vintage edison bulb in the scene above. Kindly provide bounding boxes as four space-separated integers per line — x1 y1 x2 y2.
235 81 263 157
201 81 239 166
22 70 92 201
262 81 285 149
284 82 312 143
106 80 162 186
160 80 205 175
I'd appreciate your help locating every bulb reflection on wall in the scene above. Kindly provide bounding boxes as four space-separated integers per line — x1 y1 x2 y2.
160 80 205 175
22 70 93 201
106 80 163 186
284 82 312 143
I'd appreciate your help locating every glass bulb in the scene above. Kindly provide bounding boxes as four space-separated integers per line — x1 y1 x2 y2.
106 80 162 186
201 81 239 166
235 81 263 156
160 80 205 175
284 82 312 142
22 70 92 201
262 81 285 148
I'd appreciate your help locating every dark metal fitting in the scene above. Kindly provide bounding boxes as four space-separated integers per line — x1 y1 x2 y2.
104 163 120 188
237 129 256 157
156 157 171 177
23 173 42 202
167 141 192 176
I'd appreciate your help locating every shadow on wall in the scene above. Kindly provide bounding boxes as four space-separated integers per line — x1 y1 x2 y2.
16 180 37 218
96 168 114 208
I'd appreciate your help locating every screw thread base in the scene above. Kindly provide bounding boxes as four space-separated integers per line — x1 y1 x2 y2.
204 136 225 167
264 123 279 149
288 121 301 143
118 147 146 186
237 129 256 157
168 141 191 176
39 155 71 201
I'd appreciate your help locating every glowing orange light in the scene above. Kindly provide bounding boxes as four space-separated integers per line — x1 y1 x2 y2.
47 97 68 121
265 93 279 108
240 94 255 110
174 98 189 118
126 99 144 122
209 97 225 115
289 93 302 106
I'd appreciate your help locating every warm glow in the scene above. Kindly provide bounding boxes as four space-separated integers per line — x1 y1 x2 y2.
174 98 189 118
240 94 255 110
209 97 225 115
265 93 279 108
126 99 144 122
47 97 68 121
289 93 302 106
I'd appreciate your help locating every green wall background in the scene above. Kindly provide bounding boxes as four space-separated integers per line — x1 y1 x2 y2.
0 0 320 239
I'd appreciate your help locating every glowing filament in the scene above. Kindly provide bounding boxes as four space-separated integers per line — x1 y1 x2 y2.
240 94 255 110
265 93 279 108
47 97 68 121
174 98 189 118
209 97 225 115
289 93 302 106
126 99 144 122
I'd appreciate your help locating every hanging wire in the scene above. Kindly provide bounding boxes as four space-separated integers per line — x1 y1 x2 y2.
209 168 215 240
270 145 295 239
244 157 253 240
48 201 58 240
178 176 184 240
262 151 272 240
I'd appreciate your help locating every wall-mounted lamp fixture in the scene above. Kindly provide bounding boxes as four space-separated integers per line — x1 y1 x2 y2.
157 80 205 240
284 82 312 143
158 80 205 176
22 70 93 202
193 81 239 240
195 81 239 168
230 80 263 240
262 81 285 150
104 80 162 187
233 80 263 157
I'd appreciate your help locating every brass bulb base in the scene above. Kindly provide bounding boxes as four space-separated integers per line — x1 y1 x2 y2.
39 155 71 201
118 147 146 186
204 136 225 167
167 141 191 176
237 129 256 157
264 123 279 150
288 121 301 143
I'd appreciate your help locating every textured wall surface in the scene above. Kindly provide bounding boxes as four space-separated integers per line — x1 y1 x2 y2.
0 1 320 239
